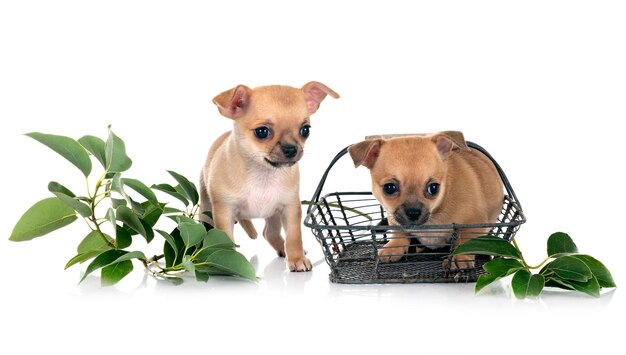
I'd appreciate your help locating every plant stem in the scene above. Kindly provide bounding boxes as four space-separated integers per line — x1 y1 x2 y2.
525 256 552 270
86 174 116 249
511 237 551 270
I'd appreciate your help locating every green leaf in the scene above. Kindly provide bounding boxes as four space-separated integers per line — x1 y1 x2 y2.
452 235 522 259
111 197 126 209
547 274 601 297
101 260 134 286
193 247 222 262
105 127 132 173
151 183 189 206
116 205 147 239
65 250 104 269
139 218 154 243
195 270 210 283
511 269 545 299
80 250 145 283
203 229 235 248
163 207 184 215
475 273 500 293
115 225 132 249
204 249 256 281
78 135 107 168
571 254 616 288
26 132 92 176
544 278 574 291
106 207 116 227
48 181 93 217
167 170 199 206
123 178 159 206
81 250 126 283
163 228 183 268
182 255 195 273
544 255 592 282
111 172 129 201
141 202 164 227
156 229 178 266
474 258 525 293
174 215 196 225
179 222 206 247
547 232 578 257
482 258 524 277
77 231 113 254
129 197 145 215
9 197 78 241
47 181 76 197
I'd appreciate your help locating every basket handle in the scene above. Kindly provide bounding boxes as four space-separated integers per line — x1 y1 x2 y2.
306 145 350 214
306 141 522 213
466 141 522 211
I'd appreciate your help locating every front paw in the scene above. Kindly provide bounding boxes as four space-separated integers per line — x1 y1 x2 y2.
443 254 476 270
287 255 312 272
377 245 408 263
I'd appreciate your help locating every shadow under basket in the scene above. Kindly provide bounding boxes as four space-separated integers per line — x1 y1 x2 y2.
304 141 527 284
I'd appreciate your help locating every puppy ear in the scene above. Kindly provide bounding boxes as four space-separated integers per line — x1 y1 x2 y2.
301 81 340 114
348 139 383 169
212 85 252 119
432 131 470 159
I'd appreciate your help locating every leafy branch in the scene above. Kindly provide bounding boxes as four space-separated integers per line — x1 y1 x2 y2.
9 126 256 286
453 232 616 298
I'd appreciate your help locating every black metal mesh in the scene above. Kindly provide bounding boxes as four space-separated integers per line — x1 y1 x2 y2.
305 193 524 284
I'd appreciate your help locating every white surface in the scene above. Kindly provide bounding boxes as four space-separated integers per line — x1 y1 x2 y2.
0 1 624 354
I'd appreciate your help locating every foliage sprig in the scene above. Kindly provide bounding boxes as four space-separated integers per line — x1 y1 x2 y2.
453 232 615 298
9 127 256 285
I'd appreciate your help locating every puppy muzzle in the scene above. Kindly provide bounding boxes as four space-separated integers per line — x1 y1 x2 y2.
393 202 431 225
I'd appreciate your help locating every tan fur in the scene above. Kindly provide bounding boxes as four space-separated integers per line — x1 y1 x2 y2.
348 131 503 269
199 82 339 272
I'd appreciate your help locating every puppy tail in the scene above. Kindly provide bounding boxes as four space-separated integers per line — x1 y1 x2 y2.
238 219 258 239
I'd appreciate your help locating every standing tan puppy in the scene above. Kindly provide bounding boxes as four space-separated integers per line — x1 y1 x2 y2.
348 132 503 269
199 82 339 272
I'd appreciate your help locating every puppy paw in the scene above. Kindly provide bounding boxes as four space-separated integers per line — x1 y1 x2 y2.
443 254 475 270
377 246 407 263
287 256 312 272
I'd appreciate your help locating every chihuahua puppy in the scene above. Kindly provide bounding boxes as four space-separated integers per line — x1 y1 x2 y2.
199 82 339 272
348 132 503 269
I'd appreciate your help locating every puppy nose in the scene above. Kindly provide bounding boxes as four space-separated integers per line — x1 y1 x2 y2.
405 208 421 222
281 145 298 158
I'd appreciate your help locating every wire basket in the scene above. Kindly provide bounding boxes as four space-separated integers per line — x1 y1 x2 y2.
304 140 526 284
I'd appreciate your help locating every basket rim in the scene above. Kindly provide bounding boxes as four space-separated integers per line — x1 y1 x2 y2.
303 191 526 232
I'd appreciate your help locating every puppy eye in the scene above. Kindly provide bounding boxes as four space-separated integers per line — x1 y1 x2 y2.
425 183 440 197
300 125 311 138
254 126 271 140
383 183 399 196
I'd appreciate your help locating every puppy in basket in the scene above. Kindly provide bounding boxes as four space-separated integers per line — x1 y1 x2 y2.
199 82 339 271
348 131 503 269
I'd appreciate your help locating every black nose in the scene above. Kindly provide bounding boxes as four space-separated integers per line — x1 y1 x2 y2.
405 208 422 222
281 145 298 158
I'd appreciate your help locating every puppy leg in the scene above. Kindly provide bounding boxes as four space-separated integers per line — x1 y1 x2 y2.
211 201 235 241
283 202 312 272
446 228 489 269
263 212 286 257
445 254 475 270
239 219 258 239
378 235 410 263
198 173 213 224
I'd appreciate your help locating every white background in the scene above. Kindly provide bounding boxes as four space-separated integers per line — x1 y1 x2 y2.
1 1 624 354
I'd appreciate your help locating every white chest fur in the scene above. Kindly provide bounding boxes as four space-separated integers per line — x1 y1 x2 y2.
233 167 297 219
